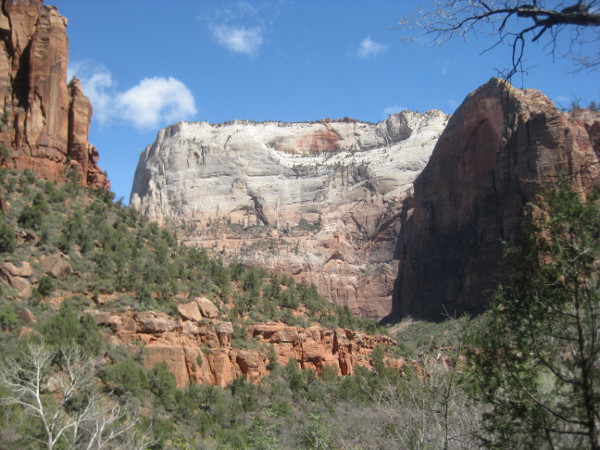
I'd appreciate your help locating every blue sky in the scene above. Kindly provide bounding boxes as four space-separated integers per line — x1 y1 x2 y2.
49 1 599 202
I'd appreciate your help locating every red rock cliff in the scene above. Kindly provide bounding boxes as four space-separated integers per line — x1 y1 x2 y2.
392 78 600 320
0 0 108 189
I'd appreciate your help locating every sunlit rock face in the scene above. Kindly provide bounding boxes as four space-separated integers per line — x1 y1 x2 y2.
392 78 600 321
89 306 399 388
0 0 108 189
131 112 449 318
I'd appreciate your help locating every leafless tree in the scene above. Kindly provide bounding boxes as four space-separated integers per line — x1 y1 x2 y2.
399 1 600 78
0 343 151 449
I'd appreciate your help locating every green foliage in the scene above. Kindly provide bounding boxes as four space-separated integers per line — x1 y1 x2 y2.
468 184 600 449
301 413 334 450
63 166 81 195
0 303 17 330
148 362 177 407
0 142 9 161
17 193 48 230
0 216 16 253
43 181 66 203
41 302 102 355
0 170 425 448
58 211 93 253
103 358 150 398
36 275 54 297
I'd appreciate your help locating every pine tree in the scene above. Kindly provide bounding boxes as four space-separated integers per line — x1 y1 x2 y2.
469 183 600 449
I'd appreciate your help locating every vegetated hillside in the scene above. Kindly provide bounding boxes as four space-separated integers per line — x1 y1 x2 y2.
0 168 480 448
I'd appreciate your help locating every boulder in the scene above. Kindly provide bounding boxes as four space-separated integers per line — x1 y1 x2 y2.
134 311 177 333
178 301 202 322
17 307 36 324
40 254 72 280
1 261 33 278
143 342 188 388
195 297 219 318
0 261 33 297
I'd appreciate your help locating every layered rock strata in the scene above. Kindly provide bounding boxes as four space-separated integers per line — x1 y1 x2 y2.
131 112 449 318
88 303 398 388
0 0 108 189
392 79 600 320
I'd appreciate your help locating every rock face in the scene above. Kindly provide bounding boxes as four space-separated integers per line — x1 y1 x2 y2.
131 112 449 318
89 309 399 388
0 0 108 189
392 79 600 321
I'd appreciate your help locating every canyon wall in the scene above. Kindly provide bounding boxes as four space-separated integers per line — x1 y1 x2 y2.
392 78 600 321
0 0 108 189
131 112 449 318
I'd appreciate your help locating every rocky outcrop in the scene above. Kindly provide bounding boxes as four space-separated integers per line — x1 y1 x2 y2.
0 260 34 297
391 79 600 321
131 112 449 318
0 0 108 189
89 308 399 388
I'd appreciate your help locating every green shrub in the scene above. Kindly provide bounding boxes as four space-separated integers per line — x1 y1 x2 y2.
0 216 16 252
17 193 48 231
103 358 149 398
0 142 10 161
0 303 17 330
36 275 54 297
148 362 177 407
42 302 102 355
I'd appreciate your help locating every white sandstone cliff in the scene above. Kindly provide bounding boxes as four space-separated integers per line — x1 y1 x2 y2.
131 111 449 318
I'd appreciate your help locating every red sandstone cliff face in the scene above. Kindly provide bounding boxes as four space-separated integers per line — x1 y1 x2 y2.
87 302 400 388
0 0 108 189
392 79 600 320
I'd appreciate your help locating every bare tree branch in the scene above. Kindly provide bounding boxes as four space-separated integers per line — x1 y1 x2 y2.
399 1 600 79
0 343 152 450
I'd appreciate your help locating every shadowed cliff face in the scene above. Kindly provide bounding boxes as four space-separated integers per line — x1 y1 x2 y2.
391 78 600 321
130 112 449 319
0 0 108 189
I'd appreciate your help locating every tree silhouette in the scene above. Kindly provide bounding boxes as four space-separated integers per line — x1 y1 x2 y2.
400 1 600 78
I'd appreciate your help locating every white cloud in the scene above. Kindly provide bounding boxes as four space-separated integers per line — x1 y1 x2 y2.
117 77 197 129
211 24 263 55
357 36 388 59
383 105 407 116
69 62 197 130
69 62 114 124
206 1 273 56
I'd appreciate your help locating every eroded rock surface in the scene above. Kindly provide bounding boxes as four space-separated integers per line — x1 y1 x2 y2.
131 112 449 318
392 78 600 320
0 0 108 189
89 308 399 388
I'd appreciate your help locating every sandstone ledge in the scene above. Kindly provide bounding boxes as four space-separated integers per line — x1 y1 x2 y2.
88 309 400 388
